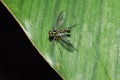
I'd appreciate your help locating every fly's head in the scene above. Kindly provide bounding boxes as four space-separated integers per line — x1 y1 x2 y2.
49 30 58 41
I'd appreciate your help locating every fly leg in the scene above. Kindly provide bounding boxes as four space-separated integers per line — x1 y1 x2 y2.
58 45 63 57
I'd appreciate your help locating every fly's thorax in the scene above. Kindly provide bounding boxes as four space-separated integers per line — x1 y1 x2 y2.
57 32 65 36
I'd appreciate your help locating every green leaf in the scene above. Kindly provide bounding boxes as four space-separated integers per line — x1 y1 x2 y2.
1 0 120 80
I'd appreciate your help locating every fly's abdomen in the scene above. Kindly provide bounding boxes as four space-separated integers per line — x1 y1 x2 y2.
60 29 70 33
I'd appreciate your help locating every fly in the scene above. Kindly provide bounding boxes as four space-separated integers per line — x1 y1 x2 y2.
49 11 78 52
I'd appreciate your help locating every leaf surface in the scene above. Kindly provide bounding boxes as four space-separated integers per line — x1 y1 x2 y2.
1 0 120 80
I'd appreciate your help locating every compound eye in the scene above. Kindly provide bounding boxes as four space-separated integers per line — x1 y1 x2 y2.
49 32 52 36
49 31 51 34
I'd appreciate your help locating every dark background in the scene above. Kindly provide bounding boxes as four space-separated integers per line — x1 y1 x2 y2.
0 2 62 80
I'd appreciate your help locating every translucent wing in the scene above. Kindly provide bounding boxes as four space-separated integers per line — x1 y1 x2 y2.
58 34 78 52
54 11 65 30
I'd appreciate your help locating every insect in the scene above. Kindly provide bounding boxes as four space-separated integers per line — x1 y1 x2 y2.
49 11 78 52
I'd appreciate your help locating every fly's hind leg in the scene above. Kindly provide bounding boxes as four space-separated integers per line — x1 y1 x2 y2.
58 45 63 57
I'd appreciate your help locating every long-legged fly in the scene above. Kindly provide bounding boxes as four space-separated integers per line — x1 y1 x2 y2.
49 11 78 52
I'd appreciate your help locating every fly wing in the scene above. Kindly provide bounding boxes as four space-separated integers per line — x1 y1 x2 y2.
54 11 65 30
58 34 78 52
